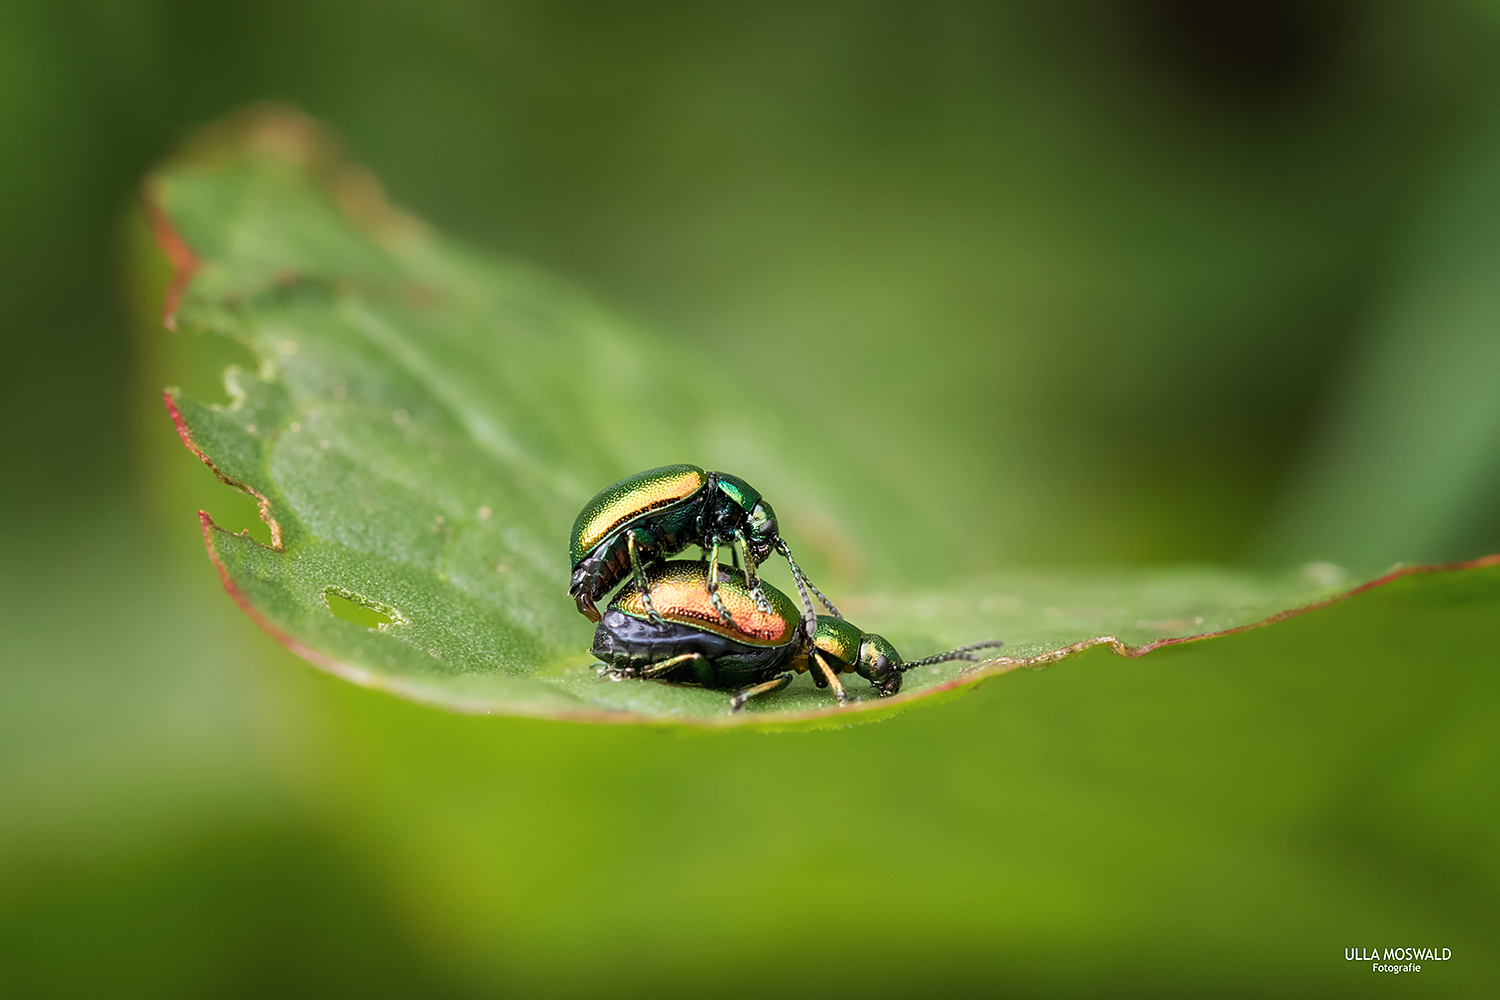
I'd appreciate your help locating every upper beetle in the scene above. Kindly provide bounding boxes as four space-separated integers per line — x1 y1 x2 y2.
568 464 837 634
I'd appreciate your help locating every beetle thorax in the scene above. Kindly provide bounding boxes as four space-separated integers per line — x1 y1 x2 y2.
697 474 753 541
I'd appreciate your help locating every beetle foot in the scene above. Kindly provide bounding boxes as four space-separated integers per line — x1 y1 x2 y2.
708 588 735 625
597 664 638 682
749 586 772 614
637 587 666 628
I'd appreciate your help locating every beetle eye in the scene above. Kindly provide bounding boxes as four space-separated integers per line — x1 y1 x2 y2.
860 634 901 679
748 501 775 534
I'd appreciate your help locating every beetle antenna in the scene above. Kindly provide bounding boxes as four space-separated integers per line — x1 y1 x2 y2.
803 577 842 618
777 540 842 617
901 639 1005 670
777 540 819 641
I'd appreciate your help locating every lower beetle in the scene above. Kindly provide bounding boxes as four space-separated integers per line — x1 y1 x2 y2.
568 464 837 635
592 560 1004 711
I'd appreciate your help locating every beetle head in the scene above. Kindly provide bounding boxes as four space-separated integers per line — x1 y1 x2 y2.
857 632 904 697
743 498 778 565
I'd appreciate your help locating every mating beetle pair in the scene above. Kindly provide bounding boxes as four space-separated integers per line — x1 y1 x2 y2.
568 464 1002 711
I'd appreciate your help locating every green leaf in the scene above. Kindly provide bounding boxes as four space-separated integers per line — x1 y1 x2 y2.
145 108 1500 725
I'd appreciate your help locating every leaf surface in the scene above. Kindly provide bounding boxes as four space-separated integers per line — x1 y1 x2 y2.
146 109 1500 725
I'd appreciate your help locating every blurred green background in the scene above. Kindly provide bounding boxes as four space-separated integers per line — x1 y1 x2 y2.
3 1 1498 995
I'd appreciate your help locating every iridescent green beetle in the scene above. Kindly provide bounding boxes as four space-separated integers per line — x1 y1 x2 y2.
593 560 1004 711
568 464 837 634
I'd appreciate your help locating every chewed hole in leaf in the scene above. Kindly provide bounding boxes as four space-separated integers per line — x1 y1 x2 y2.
324 589 397 629
202 486 273 547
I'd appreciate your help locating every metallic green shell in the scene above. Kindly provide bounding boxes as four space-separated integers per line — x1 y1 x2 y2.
569 464 706 565
713 472 761 512
614 561 801 648
812 616 863 669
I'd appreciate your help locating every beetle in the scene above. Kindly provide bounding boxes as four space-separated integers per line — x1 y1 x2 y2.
592 560 1004 711
568 464 837 635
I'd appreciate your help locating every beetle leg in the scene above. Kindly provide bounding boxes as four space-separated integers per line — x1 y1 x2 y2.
641 651 706 680
598 665 632 681
707 539 734 624
627 530 664 626
729 672 793 712
737 533 772 613
810 649 847 705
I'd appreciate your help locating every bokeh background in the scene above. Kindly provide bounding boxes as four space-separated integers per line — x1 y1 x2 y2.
3 1 1498 995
